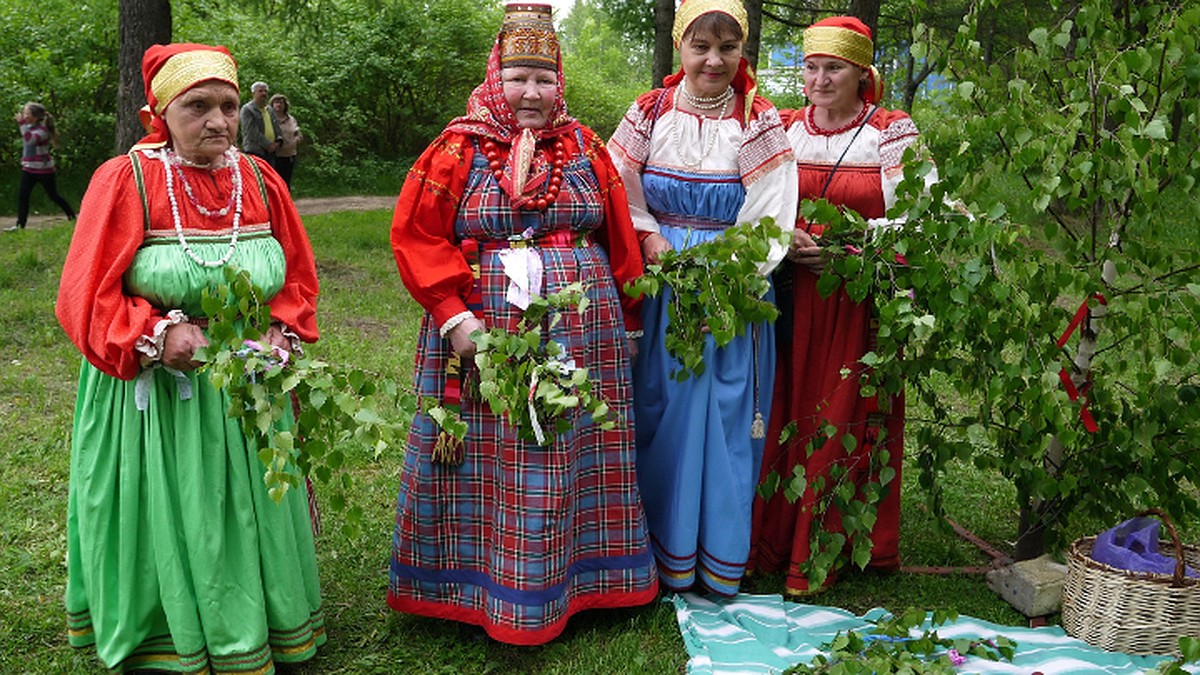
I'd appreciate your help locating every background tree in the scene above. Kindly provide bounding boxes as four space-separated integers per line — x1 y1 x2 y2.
115 0 171 154
653 0 674 86
559 0 651 138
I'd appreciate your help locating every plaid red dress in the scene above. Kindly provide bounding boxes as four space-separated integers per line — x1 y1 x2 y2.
389 120 657 644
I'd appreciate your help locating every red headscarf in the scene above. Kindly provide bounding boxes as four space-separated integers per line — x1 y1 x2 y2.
803 16 884 105
443 15 579 210
132 43 239 150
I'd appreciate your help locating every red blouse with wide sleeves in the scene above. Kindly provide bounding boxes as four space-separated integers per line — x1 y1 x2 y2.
56 152 319 381
390 127 643 332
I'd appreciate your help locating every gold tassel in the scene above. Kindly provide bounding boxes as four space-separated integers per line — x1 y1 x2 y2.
750 411 766 439
432 432 465 466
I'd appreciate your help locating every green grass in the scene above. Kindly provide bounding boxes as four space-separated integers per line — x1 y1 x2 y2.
2 209 1188 673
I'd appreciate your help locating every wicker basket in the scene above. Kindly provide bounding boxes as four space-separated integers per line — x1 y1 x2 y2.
1061 508 1200 656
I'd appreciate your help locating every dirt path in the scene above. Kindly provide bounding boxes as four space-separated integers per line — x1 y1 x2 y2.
14 195 395 230
293 195 395 216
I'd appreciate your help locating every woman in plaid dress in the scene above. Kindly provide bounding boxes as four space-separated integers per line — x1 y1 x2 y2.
387 3 657 645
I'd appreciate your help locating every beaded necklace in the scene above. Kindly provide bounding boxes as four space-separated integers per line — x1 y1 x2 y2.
171 161 236 218
482 136 567 211
679 84 734 110
671 85 732 170
159 147 243 268
806 101 871 136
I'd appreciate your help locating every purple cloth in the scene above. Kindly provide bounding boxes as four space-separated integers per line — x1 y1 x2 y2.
1091 516 1199 578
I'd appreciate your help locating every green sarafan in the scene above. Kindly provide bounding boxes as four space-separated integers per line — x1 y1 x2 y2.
425 282 615 445
625 217 788 381
194 266 410 534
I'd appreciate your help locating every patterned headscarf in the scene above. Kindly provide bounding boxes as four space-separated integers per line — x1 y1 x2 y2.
803 16 883 105
444 3 578 208
665 0 759 124
133 43 239 149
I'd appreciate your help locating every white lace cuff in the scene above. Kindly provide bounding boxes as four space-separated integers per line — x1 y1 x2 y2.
276 322 305 355
439 311 476 338
136 309 189 365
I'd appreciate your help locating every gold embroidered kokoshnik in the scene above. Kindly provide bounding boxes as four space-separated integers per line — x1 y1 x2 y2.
500 4 559 69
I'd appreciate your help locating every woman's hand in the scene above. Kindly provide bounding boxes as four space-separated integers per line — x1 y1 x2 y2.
641 233 672 265
787 228 826 272
448 317 486 358
264 323 292 353
161 322 210 371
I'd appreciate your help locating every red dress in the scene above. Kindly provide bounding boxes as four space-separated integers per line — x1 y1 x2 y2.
750 103 923 594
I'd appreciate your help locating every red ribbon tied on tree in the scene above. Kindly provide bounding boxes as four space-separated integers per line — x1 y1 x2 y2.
1056 293 1107 433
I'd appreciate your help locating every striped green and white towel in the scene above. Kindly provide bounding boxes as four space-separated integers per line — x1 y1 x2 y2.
672 593 1196 674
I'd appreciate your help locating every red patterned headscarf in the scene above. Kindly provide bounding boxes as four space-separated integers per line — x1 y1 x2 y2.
132 43 239 150
444 4 579 208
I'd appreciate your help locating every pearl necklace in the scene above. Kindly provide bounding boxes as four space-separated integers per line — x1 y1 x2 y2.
482 137 567 211
679 84 734 110
159 147 243 268
171 161 235 218
671 85 732 170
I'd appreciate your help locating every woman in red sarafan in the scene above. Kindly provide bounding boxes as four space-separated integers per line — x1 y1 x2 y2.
749 16 937 595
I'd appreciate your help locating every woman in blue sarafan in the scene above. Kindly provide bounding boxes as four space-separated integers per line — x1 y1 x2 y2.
608 0 797 596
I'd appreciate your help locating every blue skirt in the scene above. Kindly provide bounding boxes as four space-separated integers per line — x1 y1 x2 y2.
632 223 776 596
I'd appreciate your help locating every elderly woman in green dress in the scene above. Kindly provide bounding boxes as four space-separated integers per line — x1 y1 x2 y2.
55 43 323 673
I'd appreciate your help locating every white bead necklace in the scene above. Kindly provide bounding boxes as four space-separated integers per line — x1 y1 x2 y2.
159 147 243 268
679 84 734 110
172 163 235 218
671 84 732 170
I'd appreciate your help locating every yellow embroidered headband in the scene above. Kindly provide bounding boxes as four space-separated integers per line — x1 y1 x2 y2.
672 0 749 48
149 48 239 115
803 17 883 103
803 24 874 68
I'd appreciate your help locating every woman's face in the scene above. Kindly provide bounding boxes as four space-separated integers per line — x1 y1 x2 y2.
803 56 865 113
163 82 240 163
271 99 287 116
680 28 743 99
502 67 559 129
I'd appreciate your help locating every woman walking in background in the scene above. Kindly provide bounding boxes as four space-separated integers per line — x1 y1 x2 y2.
270 93 302 189
11 102 75 231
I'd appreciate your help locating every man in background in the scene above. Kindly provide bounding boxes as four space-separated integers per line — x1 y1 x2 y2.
240 81 282 167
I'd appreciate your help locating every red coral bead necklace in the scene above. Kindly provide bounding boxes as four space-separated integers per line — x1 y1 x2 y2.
481 137 567 211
